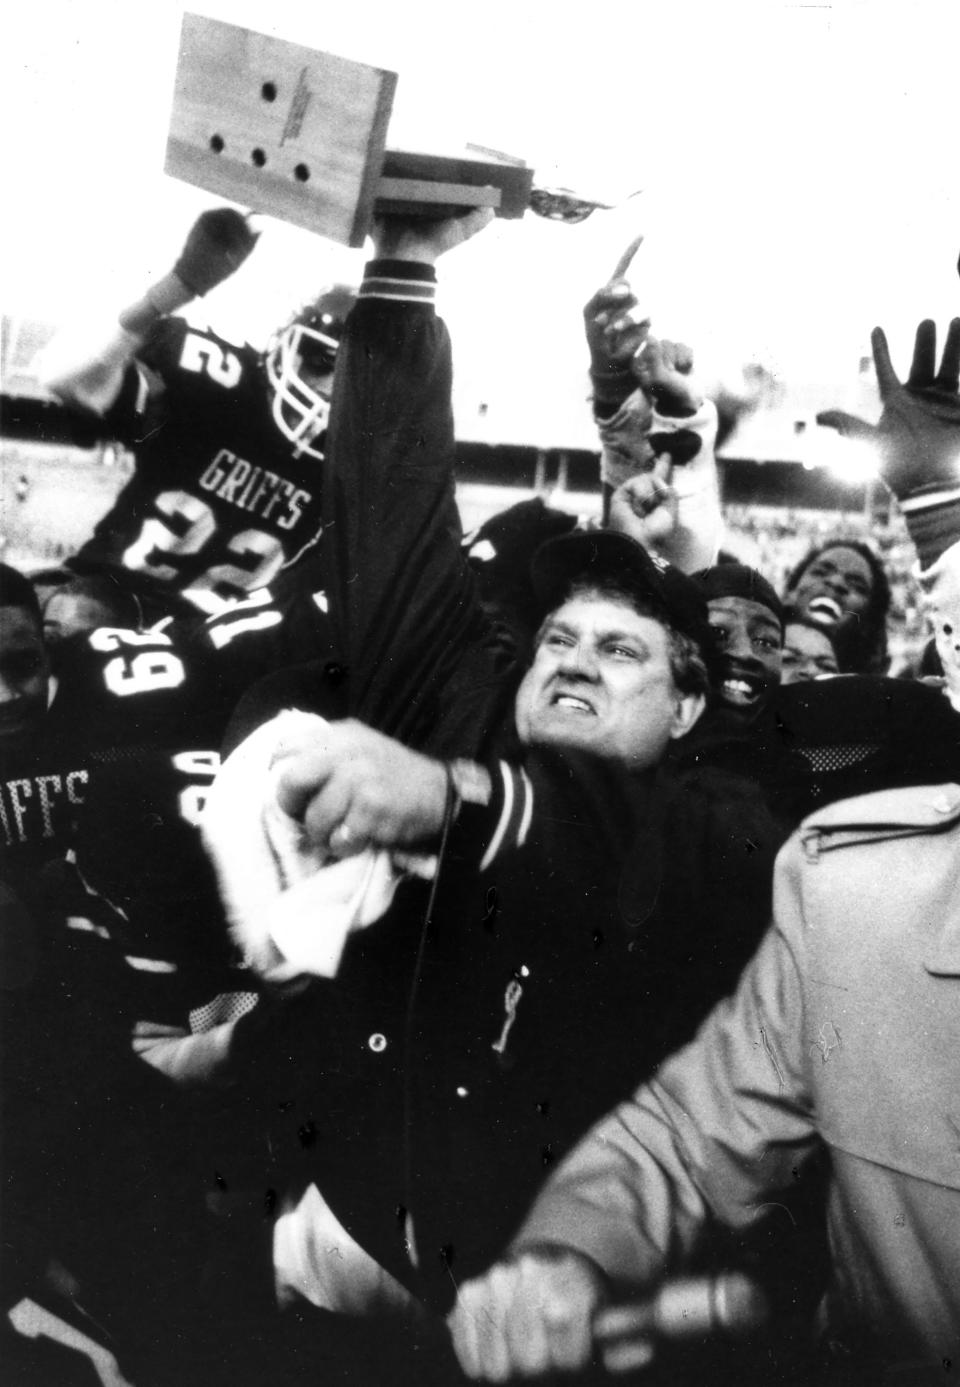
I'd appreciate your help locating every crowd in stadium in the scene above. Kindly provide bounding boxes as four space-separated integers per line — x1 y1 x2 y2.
3 201 960 1387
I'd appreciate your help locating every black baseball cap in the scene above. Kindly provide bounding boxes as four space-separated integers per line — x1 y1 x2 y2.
529 530 710 652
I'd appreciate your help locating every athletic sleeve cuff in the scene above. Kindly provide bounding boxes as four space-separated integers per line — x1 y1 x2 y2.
590 368 637 419
360 259 437 305
897 490 960 571
453 760 535 873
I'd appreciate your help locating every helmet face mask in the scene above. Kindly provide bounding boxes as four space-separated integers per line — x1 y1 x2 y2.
265 289 354 461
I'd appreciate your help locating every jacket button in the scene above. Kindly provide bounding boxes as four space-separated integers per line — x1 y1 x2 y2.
368 1033 387 1052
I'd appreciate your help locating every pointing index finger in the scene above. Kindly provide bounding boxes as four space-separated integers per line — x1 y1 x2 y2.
610 234 645 283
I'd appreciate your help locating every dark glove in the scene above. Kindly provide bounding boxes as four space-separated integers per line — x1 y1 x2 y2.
584 234 647 407
817 317 960 501
173 208 259 297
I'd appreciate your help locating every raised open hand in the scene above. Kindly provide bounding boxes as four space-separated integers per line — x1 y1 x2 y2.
817 318 960 500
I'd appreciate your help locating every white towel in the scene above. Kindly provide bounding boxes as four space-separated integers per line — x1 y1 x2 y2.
201 711 429 986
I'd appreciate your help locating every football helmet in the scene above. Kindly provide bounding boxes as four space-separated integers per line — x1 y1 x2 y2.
265 284 356 460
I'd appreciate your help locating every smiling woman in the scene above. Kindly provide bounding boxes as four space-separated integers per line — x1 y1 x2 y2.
784 540 891 675
780 615 840 685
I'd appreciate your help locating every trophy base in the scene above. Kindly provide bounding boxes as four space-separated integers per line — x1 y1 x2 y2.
374 149 531 220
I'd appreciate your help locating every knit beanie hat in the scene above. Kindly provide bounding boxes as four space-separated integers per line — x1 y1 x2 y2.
692 563 784 627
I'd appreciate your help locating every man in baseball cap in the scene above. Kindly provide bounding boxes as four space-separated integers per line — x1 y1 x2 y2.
210 531 755 1335
512 530 710 772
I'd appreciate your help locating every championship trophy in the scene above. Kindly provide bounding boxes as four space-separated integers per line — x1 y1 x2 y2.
165 15 619 246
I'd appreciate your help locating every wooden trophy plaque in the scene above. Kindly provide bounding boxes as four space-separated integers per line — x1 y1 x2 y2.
165 16 534 245
165 15 397 247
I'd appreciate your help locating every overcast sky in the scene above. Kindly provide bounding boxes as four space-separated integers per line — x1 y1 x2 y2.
3 0 958 446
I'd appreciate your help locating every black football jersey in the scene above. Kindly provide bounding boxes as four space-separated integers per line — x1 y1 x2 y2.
3 627 219 880
76 317 324 609
0 624 254 1030
2 572 339 921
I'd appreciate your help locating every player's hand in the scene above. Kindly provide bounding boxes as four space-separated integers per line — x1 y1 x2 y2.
633 336 701 418
448 1251 607 1381
607 463 680 551
272 719 450 857
583 234 648 380
173 207 260 297
817 317 960 500
371 207 495 264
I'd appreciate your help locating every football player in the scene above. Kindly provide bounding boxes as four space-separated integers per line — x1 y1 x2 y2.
38 207 355 618
0 561 275 1376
